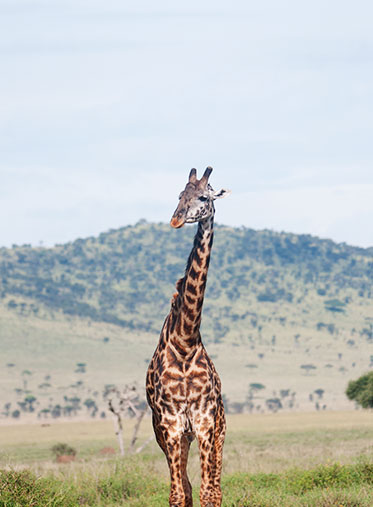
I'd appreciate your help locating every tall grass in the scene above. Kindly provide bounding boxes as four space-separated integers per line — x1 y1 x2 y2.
0 462 169 506
1 413 372 505
1 460 373 506
222 461 373 506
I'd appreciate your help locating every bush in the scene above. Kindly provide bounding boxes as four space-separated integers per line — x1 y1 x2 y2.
0 464 169 506
0 469 78 506
324 298 346 313
51 443 77 458
346 371 373 408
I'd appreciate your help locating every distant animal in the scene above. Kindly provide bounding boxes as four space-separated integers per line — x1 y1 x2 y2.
146 167 230 506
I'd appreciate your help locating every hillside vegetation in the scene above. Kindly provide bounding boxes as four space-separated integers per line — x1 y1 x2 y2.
2 221 372 334
1 222 373 419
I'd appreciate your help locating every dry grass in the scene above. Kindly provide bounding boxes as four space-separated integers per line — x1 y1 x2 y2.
1 411 373 506
2 292 373 418
1 411 372 475
222 411 373 475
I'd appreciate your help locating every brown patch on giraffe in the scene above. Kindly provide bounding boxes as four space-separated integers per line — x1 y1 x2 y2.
195 254 203 267
185 294 195 305
189 265 199 280
172 339 189 357
166 348 182 370
165 404 177 416
203 385 212 395
206 255 211 268
196 299 204 312
175 319 182 336
163 371 183 382
192 398 201 411
195 350 206 366
183 322 193 335
184 336 196 348
193 323 200 334
169 384 185 397
184 306 195 321
186 282 197 296
156 356 164 375
169 314 177 334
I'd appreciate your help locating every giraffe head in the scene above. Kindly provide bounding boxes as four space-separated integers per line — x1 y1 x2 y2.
171 167 230 228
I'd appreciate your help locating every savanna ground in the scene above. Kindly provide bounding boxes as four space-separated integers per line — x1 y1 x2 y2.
1 410 373 506
2 297 373 423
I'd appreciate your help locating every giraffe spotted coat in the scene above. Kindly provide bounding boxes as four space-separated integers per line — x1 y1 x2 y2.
146 168 229 507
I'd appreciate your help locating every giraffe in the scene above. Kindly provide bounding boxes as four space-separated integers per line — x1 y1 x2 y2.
146 167 230 507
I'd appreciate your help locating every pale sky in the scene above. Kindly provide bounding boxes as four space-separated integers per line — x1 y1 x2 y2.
1 0 373 248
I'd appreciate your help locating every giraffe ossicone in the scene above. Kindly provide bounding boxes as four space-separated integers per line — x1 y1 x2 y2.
146 167 230 507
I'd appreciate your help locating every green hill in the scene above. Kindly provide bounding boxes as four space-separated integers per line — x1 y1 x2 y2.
1 222 372 420
2 221 372 335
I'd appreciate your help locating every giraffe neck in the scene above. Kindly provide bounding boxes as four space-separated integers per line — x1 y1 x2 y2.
169 215 214 354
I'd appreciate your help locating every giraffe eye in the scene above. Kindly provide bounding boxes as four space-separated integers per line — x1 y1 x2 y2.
199 196 208 202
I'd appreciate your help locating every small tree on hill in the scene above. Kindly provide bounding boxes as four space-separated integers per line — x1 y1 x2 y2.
266 398 282 413
75 362 86 373
314 388 325 400
24 395 37 412
346 371 373 408
247 383 266 402
300 364 317 376
249 383 266 393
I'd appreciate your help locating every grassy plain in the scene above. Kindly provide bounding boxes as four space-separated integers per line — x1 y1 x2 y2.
2 296 373 423
1 411 373 505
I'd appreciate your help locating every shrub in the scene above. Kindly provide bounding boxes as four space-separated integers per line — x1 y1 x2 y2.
346 371 373 408
0 469 77 506
324 298 346 313
51 443 77 459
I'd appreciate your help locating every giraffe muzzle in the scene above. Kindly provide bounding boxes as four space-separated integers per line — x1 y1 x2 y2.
170 217 185 228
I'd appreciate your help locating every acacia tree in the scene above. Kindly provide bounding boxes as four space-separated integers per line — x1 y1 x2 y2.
246 383 266 413
105 384 151 456
346 371 373 408
300 364 317 376
314 388 325 399
24 395 37 412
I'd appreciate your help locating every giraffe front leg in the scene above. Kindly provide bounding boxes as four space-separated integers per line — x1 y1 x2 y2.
198 431 221 507
209 430 224 506
166 436 189 507
211 403 226 506
180 434 193 507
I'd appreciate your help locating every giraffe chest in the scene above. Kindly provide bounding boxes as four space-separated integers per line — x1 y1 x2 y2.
160 368 210 400
149 345 219 420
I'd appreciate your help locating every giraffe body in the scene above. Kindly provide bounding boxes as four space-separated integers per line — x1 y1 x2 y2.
146 168 229 507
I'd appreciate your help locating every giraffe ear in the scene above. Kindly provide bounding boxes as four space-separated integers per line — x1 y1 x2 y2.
212 188 231 200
